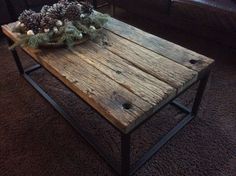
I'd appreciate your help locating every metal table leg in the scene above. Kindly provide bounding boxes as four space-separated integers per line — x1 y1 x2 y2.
7 39 24 74
92 0 110 10
92 0 97 9
191 73 210 116
121 133 131 176
111 0 116 17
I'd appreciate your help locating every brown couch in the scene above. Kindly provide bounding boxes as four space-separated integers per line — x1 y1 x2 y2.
112 0 171 14
112 0 236 47
171 0 236 32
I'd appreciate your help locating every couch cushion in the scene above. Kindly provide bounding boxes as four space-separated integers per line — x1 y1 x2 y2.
113 0 171 14
170 0 236 32
184 0 236 12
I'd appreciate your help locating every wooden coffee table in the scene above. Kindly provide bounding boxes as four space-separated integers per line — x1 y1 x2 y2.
2 16 214 176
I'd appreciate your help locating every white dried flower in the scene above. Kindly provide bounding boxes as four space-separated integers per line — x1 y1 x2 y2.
89 25 96 31
44 29 50 33
53 27 59 33
78 33 83 39
80 14 85 18
56 20 63 27
20 23 25 27
27 30 35 36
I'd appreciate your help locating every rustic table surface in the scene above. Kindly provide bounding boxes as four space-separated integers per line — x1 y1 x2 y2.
1 17 214 134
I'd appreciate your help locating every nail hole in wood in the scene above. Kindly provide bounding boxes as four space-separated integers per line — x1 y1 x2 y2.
190 59 198 64
116 70 122 74
122 102 132 110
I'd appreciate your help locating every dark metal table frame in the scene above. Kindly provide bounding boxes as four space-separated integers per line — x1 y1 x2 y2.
7 38 210 176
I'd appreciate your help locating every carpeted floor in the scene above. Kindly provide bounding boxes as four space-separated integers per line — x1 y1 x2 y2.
0 8 236 176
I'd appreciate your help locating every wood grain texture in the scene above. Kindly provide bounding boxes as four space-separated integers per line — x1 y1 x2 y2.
105 17 214 73
104 31 198 92
71 48 174 104
37 49 155 132
33 45 177 133
1 19 214 133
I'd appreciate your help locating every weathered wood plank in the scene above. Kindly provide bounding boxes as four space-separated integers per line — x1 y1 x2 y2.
103 31 198 92
2 23 19 43
28 48 156 133
70 42 176 105
105 17 214 73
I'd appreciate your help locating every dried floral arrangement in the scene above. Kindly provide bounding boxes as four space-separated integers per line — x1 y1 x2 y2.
10 0 108 49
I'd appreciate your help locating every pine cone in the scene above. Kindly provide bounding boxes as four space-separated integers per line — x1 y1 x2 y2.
58 0 70 7
47 3 66 20
21 12 42 33
40 16 57 30
41 5 50 15
18 10 35 24
65 4 81 20
81 1 93 15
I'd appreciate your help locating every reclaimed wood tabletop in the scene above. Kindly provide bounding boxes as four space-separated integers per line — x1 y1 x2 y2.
1 16 214 133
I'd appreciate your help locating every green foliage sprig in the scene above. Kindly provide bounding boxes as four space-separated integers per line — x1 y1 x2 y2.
28 33 51 48
58 21 83 47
